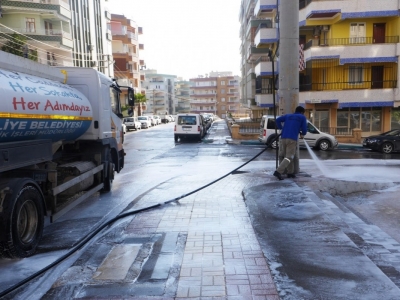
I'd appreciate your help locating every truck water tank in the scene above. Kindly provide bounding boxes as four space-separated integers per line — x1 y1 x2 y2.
0 68 92 143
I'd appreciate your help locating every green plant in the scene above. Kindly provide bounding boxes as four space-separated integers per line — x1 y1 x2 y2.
135 93 147 116
1 33 37 62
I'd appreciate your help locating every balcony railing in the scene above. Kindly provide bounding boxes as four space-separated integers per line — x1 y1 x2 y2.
299 80 397 91
0 27 72 39
255 20 273 36
255 55 272 65
299 0 337 10
304 36 400 50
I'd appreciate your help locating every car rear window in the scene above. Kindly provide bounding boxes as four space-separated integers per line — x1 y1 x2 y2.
125 118 133 122
178 116 196 125
138 117 147 120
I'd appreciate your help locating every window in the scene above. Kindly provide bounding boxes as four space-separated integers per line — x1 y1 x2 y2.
26 18 36 33
391 108 400 129
221 98 225 102
338 108 381 133
221 81 225 85
350 23 366 44
221 89 225 94
349 66 363 84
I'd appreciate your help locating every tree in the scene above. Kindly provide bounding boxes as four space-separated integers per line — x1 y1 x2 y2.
135 93 147 116
1 33 38 62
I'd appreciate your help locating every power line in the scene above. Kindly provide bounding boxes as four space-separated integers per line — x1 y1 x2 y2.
0 23 110 57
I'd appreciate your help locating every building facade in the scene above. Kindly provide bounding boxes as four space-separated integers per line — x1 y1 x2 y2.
0 0 112 75
240 0 400 137
110 14 144 111
142 70 177 115
190 72 241 118
175 79 192 114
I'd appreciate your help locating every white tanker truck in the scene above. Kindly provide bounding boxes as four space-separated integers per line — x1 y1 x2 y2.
0 66 134 258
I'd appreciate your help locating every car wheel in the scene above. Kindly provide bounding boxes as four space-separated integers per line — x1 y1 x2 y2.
174 135 178 142
267 135 278 149
381 142 394 154
318 139 331 151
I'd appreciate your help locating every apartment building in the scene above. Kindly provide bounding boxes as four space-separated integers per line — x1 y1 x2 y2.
110 14 144 111
190 72 241 118
142 69 177 115
175 79 192 113
240 0 400 137
0 0 112 74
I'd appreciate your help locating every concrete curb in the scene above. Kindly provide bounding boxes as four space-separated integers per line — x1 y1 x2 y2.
237 140 364 150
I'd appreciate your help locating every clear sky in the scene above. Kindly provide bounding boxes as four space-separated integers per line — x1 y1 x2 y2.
107 0 242 80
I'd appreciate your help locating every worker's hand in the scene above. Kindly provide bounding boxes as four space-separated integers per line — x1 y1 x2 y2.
299 134 304 139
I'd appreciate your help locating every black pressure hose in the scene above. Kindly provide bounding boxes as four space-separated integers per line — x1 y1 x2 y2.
0 134 281 299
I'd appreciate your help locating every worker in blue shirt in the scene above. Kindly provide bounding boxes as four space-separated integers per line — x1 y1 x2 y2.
273 106 308 180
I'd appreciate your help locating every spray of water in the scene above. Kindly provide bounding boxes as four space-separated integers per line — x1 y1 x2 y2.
302 139 329 176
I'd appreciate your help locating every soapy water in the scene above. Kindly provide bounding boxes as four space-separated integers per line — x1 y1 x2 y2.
302 139 329 177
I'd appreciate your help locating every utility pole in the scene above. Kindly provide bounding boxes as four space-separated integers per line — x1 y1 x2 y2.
279 0 299 115
278 0 300 173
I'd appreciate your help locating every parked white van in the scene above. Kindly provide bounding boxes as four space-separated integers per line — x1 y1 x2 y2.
258 115 338 151
174 113 206 142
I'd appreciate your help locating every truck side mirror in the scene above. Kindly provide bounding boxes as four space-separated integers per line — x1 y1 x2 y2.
128 88 135 106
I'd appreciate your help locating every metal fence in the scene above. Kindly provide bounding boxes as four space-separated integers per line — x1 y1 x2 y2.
238 125 261 134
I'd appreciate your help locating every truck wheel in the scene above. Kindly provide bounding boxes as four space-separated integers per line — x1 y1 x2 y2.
1 182 44 258
102 160 115 192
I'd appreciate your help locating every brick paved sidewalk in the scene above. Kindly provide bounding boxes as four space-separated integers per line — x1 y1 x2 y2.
125 172 280 299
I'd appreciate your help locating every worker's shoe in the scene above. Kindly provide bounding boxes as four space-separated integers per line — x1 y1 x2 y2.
273 171 284 180
287 173 296 178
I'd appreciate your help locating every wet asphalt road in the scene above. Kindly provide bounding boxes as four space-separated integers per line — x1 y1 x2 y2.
1 120 400 299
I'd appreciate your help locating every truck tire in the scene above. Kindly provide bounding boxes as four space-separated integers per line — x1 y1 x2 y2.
102 159 115 192
0 181 44 258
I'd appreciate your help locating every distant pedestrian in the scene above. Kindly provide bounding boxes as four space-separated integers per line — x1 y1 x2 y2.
273 106 307 180
22 44 29 58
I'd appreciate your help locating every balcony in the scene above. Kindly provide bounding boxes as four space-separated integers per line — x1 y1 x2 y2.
254 0 277 16
254 23 278 47
191 93 216 97
247 44 270 60
255 93 275 107
116 78 132 87
304 36 399 51
254 56 278 76
191 84 217 89
304 40 398 65
0 27 73 48
4 0 71 18
300 88 396 108
299 0 399 23
190 100 216 105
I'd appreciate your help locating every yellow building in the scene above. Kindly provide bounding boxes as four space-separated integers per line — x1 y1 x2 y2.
240 0 400 138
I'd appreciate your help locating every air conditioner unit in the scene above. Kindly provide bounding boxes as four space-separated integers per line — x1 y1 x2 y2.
91 61 97 67
322 25 330 32
88 44 94 51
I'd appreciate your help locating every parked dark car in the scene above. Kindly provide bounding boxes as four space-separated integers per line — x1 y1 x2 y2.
362 129 400 153
202 114 212 131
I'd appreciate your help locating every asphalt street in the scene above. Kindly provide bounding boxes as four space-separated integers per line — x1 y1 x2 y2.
1 119 400 300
